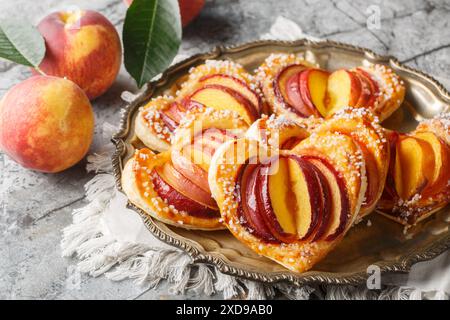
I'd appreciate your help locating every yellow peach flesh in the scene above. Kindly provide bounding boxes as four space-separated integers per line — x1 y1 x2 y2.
190 87 254 124
395 137 435 199
268 158 297 234
308 70 329 117
287 158 313 238
309 159 342 239
414 132 443 186
200 76 259 112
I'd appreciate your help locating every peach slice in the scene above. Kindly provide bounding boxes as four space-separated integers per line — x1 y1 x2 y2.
273 64 318 117
394 136 435 200
157 162 218 209
182 99 206 112
200 128 235 151
159 111 178 132
309 161 332 241
414 132 450 194
286 72 308 115
188 128 234 168
354 72 371 108
189 145 212 171
307 157 350 241
287 157 322 240
199 74 262 113
258 158 297 241
163 102 185 124
355 68 379 107
239 164 277 242
299 69 330 117
189 85 258 124
359 143 379 208
326 69 362 116
151 170 217 218
171 149 210 193
281 137 303 150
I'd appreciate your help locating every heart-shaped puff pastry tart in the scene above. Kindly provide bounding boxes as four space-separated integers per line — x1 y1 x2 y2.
255 53 405 121
134 60 262 152
378 113 450 225
122 108 249 230
208 112 372 272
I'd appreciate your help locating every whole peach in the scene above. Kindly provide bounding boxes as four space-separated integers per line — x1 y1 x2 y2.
0 76 94 173
123 0 205 27
34 10 122 100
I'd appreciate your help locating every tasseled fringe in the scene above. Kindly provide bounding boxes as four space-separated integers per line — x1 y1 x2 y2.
323 285 433 300
86 152 114 173
379 286 421 300
428 290 449 300
187 264 215 296
276 283 315 300
242 280 274 300
60 122 434 300
325 285 377 300
215 271 245 299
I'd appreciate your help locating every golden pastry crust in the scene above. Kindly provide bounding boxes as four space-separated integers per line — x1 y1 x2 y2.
255 53 318 119
244 114 311 150
208 134 366 273
358 64 405 121
135 96 175 152
415 113 450 145
377 194 448 226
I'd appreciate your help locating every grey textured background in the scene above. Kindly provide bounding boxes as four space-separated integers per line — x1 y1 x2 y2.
1 0 449 299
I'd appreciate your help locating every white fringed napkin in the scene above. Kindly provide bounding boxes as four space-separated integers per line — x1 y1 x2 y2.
61 16 449 300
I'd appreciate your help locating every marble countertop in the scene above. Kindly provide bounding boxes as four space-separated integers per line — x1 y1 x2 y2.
1 0 449 299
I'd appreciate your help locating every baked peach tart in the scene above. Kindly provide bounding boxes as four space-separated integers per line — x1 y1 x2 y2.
255 53 405 121
208 127 367 272
123 109 248 230
378 113 450 225
135 60 262 151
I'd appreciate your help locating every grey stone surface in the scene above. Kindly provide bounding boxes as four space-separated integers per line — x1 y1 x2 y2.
0 0 449 300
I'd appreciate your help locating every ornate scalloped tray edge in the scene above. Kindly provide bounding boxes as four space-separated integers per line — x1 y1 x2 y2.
111 39 450 286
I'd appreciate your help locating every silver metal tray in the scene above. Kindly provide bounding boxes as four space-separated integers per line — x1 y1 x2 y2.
112 39 450 286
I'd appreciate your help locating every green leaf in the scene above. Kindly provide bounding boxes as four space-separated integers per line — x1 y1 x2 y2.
123 0 182 88
0 18 45 68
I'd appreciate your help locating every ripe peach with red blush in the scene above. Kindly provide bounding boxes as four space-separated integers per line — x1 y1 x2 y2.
0 76 94 173
35 10 122 99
